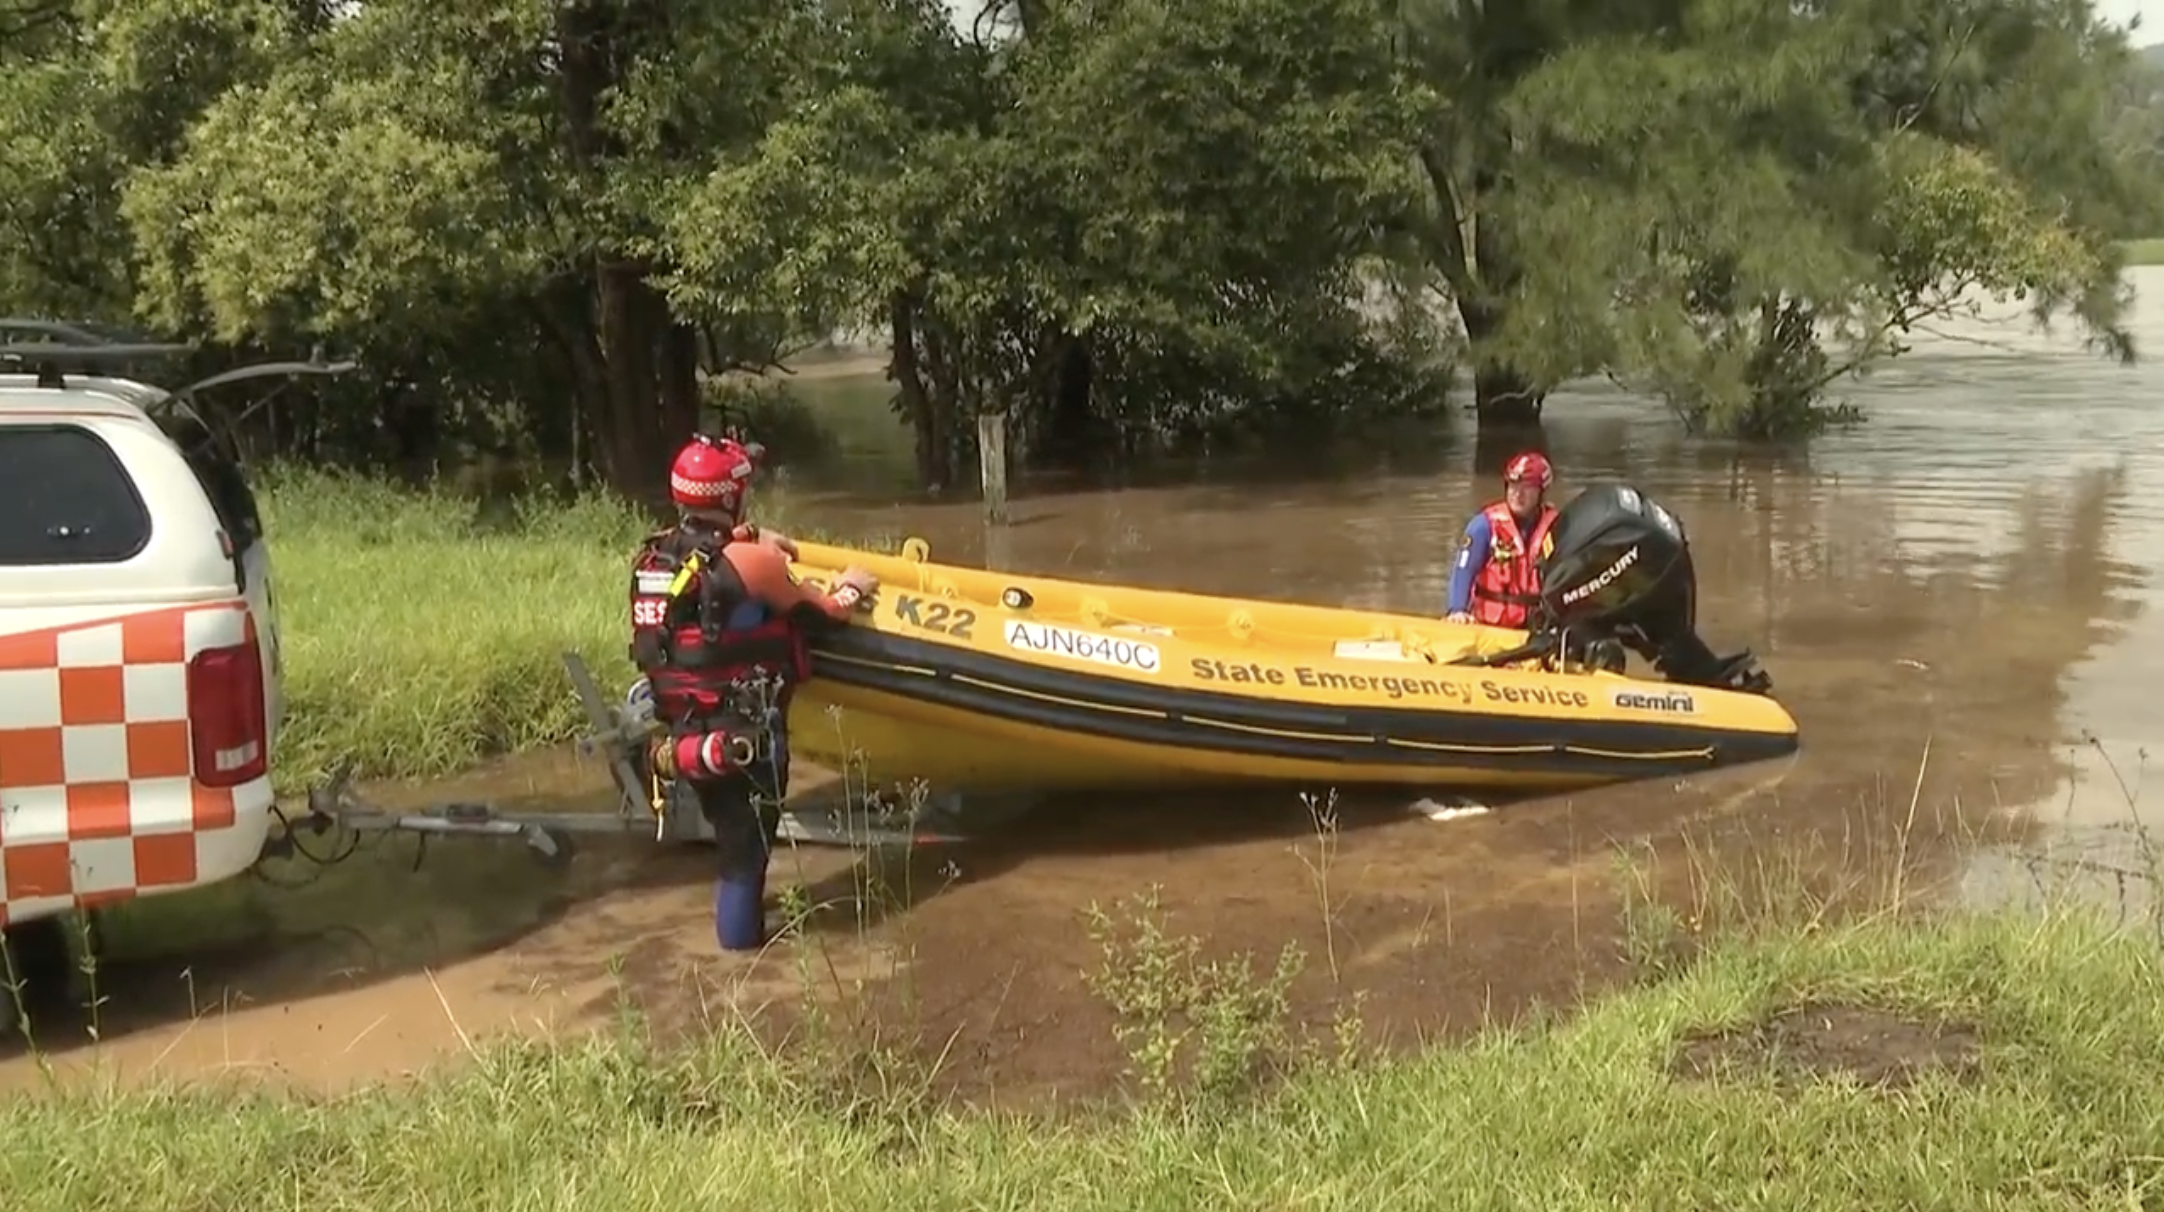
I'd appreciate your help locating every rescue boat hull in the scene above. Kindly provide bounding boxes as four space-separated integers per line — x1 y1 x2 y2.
776 538 1801 797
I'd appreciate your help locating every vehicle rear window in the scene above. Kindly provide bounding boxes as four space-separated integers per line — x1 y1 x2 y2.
0 425 153 565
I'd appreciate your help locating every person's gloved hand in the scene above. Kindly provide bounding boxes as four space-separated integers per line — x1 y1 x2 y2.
835 566 880 610
1445 611 1474 624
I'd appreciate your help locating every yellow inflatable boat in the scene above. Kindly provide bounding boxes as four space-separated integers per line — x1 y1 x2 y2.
775 484 1799 797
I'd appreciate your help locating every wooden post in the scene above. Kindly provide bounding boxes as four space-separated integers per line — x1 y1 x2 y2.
978 410 1009 526
983 517 1016 573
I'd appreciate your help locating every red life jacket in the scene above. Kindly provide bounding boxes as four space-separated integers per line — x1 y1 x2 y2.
1470 501 1559 630
627 523 811 725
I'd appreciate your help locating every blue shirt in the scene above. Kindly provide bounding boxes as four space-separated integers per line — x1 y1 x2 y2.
1445 511 1497 615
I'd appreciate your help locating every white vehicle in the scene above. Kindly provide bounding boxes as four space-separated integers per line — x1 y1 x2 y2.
0 323 966 1027
0 321 352 981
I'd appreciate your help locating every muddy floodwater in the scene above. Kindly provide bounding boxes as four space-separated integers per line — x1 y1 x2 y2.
7 281 2164 1102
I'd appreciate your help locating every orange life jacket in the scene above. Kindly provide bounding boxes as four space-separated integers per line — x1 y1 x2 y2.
1470 501 1559 630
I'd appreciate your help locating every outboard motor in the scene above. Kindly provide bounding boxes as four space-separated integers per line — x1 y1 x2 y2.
1534 484 1772 693
1453 484 1773 695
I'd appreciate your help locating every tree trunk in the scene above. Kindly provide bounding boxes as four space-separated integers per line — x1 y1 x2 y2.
1473 361 1544 427
532 282 614 490
1456 291 1544 427
386 389 440 484
595 261 664 497
1456 168 1544 430
658 315 702 440
1030 330 1095 471
557 0 672 503
889 287 953 490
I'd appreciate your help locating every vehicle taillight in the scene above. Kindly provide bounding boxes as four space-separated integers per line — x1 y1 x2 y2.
188 641 267 787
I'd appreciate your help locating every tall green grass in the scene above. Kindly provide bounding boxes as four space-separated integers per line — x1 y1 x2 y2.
4 902 2163 1211
257 466 820 794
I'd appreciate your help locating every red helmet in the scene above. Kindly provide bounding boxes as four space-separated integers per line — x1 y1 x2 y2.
1503 451 1553 489
669 434 758 514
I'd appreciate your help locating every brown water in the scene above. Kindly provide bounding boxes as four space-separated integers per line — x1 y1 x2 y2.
781 286 2164 886
6 279 2162 1102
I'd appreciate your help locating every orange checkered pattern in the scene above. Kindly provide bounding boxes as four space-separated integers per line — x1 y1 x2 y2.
0 601 275 928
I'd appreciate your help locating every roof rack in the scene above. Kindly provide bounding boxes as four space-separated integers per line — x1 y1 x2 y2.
0 317 356 405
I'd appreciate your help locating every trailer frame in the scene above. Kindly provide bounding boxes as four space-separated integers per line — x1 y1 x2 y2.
264 652 976 870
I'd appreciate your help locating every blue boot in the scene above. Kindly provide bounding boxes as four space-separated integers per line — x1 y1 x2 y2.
713 870 767 951
700 749 787 953
710 786 778 951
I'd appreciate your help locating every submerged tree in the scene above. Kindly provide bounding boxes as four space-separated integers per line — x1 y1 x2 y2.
670 0 1449 488
1394 0 2158 438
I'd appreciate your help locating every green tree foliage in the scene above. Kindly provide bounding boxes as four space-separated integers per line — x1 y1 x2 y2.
2102 37 2164 218
667 0 1450 485
1395 0 2156 437
0 0 2156 489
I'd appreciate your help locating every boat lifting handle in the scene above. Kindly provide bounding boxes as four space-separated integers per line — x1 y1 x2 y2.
899 538 933 593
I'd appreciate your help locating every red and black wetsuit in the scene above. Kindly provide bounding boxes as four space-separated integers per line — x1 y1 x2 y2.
629 521 811 740
627 520 862 951
627 523 819 882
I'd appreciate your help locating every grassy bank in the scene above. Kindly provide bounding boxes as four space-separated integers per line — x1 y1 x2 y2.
257 466 863 796
5 898 2163 1209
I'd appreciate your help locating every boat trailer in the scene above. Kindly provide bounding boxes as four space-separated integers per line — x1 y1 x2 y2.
266 653 974 870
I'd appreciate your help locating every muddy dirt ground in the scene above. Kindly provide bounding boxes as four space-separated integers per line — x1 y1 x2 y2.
0 685 2044 1109
0 750 1771 1103
0 512 2115 1106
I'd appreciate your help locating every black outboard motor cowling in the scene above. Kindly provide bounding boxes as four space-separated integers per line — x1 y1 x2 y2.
1528 484 1773 695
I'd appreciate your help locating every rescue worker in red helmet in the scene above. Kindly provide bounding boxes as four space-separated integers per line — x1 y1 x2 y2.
1444 450 1558 630
628 433 880 953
